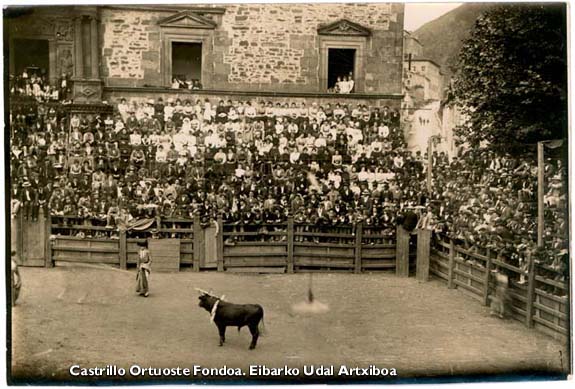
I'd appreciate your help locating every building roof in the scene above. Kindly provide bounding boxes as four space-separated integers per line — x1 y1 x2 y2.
403 30 422 45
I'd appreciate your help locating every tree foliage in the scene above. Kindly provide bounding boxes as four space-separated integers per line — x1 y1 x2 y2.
452 4 567 150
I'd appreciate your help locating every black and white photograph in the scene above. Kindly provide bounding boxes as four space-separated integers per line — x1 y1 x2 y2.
3 0 572 385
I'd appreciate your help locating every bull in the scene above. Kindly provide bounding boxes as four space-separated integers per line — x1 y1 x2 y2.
196 289 264 350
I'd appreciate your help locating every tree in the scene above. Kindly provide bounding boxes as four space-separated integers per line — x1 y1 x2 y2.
452 4 567 150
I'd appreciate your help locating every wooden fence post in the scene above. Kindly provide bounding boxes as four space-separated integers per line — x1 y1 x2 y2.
193 214 202 272
119 229 127 270
354 222 363 274
44 214 53 268
482 248 492 306
416 229 431 281
525 252 537 328
447 238 456 289
287 216 294 273
395 225 410 277
216 215 224 272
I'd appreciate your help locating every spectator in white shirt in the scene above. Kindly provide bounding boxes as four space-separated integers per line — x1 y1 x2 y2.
118 98 130 122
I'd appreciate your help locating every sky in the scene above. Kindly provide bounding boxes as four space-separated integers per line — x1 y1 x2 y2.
404 2 463 31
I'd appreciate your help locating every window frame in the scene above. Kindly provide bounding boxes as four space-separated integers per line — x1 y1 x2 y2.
318 35 366 93
161 31 211 88
170 41 203 84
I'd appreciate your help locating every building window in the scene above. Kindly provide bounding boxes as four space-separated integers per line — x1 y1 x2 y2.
318 39 366 93
158 11 218 88
172 42 202 85
317 20 370 93
328 48 355 90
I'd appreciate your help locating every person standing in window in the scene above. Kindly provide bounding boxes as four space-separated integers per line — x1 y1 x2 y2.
334 76 343 93
171 77 182 89
347 74 355 94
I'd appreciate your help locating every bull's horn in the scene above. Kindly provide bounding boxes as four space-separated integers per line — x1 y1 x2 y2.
195 288 220 298
194 288 211 295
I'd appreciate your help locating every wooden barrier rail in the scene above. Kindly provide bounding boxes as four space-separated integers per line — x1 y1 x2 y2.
429 235 569 341
44 215 407 274
220 218 402 273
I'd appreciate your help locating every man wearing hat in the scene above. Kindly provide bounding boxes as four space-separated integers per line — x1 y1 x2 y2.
48 186 65 216
126 110 139 131
153 97 165 125
21 179 36 221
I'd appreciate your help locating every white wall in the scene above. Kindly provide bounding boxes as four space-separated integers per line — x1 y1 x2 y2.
404 100 442 155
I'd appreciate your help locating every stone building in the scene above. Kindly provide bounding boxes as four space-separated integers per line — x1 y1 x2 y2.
400 30 450 156
403 58 443 102
6 3 404 106
401 29 443 106
438 101 466 158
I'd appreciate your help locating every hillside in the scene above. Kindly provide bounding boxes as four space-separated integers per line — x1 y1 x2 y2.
413 3 496 79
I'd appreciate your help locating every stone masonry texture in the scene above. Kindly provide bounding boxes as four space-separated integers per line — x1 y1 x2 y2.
100 3 404 94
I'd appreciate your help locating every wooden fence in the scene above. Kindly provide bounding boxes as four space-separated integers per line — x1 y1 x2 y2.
49 215 197 271
44 215 412 274
429 235 569 341
220 222 400 273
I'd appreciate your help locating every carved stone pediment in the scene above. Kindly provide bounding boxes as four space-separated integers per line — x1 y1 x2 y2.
9 15 73 41
317 19 371 37
158 11 217 29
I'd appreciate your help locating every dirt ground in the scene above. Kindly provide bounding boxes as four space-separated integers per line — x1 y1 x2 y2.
9 266 569 383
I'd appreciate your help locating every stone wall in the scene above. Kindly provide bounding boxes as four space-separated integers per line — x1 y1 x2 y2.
100 9 160 86
100 3 404 94
218 3 403 93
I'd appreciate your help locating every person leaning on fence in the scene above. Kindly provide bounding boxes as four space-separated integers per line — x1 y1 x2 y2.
11 251 22 306
489 266 509 319
136 241 152 297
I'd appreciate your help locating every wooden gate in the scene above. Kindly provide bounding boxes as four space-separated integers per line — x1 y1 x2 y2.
202 222 219 269
11 213 48 267
148 239 180 272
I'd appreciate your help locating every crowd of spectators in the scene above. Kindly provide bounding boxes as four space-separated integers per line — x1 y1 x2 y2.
10 97 413 237
171 77 203 90
9 94 568 284
428 147 568 288
9 68 71 102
